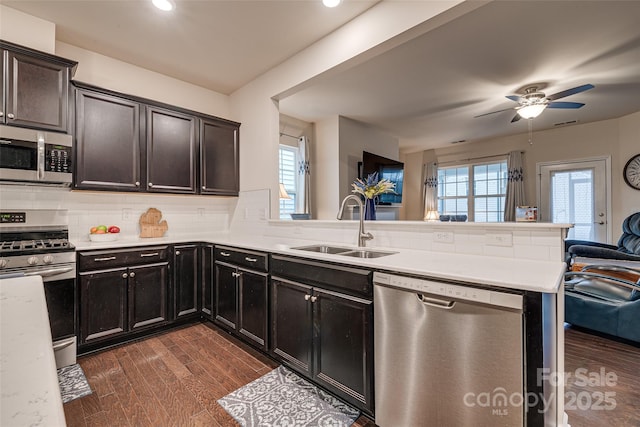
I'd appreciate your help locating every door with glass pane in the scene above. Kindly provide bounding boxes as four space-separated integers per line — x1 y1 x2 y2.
538 158 609 242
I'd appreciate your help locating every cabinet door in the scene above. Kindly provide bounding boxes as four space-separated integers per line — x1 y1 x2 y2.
200 118 239 195
200 244 214 320
238 269 268 349
146 106 197 193
43 278 76 341
270 278 313 376
129 262 169 330
79 268 128 343
75 89 142 190
313 288 374 413
4 51 69 131
174 245 199 319
214 262 237 330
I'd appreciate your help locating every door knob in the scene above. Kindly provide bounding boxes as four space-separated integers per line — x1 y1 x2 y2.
596 221 605 225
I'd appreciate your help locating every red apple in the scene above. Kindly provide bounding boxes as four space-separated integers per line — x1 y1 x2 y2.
108 225 121 234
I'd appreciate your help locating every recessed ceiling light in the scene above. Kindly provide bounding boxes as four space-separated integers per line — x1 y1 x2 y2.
322 0 341 8
152 0 175 12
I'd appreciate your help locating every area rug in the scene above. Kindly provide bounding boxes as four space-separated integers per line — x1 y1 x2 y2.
218 365 360 427
57 363 92 403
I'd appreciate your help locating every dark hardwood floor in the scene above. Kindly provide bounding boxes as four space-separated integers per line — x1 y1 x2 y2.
64 323 638 427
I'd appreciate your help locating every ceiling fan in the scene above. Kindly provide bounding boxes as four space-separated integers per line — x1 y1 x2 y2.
475 83 595 123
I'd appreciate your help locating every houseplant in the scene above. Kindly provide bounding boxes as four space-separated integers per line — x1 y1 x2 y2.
352 172 396 220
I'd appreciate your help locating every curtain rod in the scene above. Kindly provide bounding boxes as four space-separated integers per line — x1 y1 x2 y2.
280 132 301 140
436 151 524 166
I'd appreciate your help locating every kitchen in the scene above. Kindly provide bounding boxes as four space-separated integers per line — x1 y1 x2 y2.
1 1 639 427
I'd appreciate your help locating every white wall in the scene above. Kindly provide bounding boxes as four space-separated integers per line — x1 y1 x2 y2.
0 5 55 54
338 117 399 203
314 116 340 219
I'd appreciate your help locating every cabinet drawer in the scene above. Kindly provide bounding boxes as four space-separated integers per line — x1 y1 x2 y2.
78 245 169 271
271 255 372 297
215 246 268 272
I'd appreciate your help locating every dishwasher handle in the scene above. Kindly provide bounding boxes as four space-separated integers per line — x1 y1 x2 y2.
417 294 455 309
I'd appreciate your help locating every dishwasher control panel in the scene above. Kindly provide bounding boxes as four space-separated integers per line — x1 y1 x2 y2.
373 272 522 309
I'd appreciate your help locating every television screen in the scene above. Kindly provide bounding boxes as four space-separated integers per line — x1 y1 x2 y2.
361 151 404 204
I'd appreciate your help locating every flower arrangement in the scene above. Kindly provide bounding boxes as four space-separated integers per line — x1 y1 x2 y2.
352 172 396 199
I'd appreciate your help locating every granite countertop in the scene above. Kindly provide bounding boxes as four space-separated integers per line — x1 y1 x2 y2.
0 276 66 427
72 233 565 293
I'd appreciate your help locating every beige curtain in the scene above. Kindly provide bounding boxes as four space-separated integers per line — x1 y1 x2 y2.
504 150 526 221
297 136 311 215
423 162 438 219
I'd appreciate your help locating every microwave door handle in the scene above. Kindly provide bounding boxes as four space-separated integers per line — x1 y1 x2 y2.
37 134 45 180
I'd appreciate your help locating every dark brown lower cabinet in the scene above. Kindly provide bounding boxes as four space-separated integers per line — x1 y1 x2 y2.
270 259 374 416
200 244 214 320
173 245 199 319
79 261 168 344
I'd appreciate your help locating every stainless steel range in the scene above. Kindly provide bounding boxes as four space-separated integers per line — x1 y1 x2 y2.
0 209 77 368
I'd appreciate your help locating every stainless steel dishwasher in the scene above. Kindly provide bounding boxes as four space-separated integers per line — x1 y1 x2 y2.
374 272 525 427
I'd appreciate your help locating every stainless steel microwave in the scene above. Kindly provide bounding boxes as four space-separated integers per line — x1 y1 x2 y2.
0 125 72 186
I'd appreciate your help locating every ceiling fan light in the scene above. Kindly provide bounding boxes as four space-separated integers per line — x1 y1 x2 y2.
152 0 175 11
322 0 342 7
517 103 547 119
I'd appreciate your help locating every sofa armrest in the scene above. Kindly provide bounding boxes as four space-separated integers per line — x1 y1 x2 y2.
569 245 640 261
565 239 618 252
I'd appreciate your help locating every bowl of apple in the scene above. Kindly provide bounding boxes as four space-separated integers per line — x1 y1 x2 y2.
89 225 121 242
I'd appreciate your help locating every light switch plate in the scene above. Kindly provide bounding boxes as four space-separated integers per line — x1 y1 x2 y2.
434 231 454 243
486 232 513 247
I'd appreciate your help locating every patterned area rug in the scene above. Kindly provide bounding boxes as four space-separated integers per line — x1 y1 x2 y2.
57 363 92 403
218 365 360 427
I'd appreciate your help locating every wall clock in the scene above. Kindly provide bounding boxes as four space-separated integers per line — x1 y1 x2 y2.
623 153 640 190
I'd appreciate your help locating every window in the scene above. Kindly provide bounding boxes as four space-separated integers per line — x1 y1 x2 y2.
279 145 298 219
437 160 507 222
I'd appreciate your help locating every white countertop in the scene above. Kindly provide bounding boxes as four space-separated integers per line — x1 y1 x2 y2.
0 276 66 427
73 233 565 293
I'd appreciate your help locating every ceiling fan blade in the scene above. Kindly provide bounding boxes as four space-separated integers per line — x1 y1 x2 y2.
474 107 515 118
546 84 594 101
511 113 521 123
505 95 521 102
547 101 585 109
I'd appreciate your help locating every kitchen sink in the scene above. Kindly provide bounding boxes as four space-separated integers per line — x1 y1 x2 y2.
291 244 353 254
339 249 397 259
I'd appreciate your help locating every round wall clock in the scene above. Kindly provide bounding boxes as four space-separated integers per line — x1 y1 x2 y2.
623 153 640 190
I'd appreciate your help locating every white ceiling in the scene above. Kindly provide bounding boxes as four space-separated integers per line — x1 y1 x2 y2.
5 1 640 153
4 0 378 94
280 0 640 152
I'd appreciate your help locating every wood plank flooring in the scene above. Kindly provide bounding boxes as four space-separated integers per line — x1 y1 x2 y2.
64 322 638 426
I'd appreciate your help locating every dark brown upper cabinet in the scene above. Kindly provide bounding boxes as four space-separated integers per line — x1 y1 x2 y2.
74 88 142 191
146 106 197 194
72 82 239 196
1 40 77 133
200 118 239 196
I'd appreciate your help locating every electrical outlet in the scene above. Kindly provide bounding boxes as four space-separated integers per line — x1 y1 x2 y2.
434 231 454 243
122 208 132 220
486 233 513 247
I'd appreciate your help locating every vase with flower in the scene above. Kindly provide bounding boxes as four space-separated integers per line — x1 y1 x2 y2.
351 172 396 220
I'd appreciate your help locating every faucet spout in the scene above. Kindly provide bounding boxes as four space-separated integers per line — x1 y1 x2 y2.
337 195 374 247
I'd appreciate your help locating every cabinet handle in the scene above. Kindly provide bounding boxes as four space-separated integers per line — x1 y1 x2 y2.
94 256 116 262
310 296 318 303
140 252 159 257
7 113 14 119
129 272 136 278
245 257 257 262
122 273 128 278
0 111 4 118
220 251 230 257
176 250 181 255
304 294 311 301
202 186 206 190
232 272 240 278
149 182 153 187
135 181 140 187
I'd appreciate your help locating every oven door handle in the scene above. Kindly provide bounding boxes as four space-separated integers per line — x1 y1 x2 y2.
24 267 74 278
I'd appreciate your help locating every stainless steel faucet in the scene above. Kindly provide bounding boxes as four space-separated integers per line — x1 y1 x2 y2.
337 195 374 247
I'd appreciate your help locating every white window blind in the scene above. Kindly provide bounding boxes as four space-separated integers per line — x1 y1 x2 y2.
279 145 298 219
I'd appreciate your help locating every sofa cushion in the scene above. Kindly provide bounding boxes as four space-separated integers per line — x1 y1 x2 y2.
617 212 640 255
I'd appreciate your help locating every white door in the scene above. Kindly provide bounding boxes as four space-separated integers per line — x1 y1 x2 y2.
538 158 610 242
